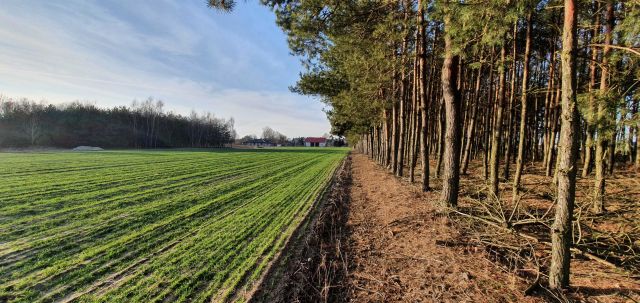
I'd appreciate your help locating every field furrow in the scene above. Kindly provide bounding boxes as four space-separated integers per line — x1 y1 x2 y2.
0 148 347 303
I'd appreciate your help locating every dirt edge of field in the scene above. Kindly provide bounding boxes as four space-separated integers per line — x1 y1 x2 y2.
345 153 640 303
248 155 352 303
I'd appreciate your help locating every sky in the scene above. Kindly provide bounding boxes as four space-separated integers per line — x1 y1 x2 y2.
0 0 331 138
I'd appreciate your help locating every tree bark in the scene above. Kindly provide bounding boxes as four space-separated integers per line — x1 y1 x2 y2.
440 6 462 208
546 87 561 177
461 58 482 175
549 0 578 290
490 45 507 196
582 0 601 177
542 40 556 168
512 13 532 203
594 0 613 214
504 22 519 180
409 38 420 183
391 66 399 173
607 127 616 175
418 2 430 191
383 107 391 167
398 68 407 177
483 54 496 180
435 102 445 178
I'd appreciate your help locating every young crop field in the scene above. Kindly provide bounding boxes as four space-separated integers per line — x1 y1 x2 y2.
0 148 348 303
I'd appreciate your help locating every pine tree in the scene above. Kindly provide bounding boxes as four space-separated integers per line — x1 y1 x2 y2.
549 0 578 289
439 0 462 208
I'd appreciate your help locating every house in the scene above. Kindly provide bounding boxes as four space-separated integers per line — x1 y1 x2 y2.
304 137 326 147
243 139 274 147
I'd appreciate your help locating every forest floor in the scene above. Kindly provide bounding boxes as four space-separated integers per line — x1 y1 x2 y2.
344 153 640 303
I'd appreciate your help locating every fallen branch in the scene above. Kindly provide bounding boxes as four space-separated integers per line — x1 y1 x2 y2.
451 209 622 270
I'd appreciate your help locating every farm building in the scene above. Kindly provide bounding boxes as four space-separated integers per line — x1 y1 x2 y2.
304 137 326 147
243 139 274 147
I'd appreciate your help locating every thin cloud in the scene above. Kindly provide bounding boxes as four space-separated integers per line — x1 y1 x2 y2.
0 0 329 137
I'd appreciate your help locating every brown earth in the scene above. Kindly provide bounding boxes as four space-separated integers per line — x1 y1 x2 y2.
344 153 640 303
346 153 538 302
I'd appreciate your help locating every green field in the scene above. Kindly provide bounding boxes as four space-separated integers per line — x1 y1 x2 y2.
0 148 348 302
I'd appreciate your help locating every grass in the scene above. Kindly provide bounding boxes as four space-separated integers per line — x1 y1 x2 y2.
0 148 348 302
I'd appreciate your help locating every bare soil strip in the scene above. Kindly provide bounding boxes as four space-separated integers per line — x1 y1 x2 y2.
346 153 540 303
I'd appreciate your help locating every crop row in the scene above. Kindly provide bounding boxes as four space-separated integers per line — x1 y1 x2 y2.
0 148 347 302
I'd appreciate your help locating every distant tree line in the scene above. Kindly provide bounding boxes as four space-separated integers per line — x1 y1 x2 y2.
0 97 236 148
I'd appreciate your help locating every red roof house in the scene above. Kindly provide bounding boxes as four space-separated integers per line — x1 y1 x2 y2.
304 137 327 147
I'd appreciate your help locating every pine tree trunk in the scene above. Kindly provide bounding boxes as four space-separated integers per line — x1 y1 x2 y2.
391 68 399 172
483 102 492 181
409 63 417 182
549 0 578 289
383 108 390 167
625 125 632 164
542 41 556 168
461 61 482 175
483 55 496 181
440 7 462 208
546 88 561 177
397 62 408 177
398 77 407 177
594 0 613 214
396 3 412 178
582 0 601 177
512 13 532 203
490 45 507 196
418 3 430 191
607 126 616 175
436 104 445 178
504 22 519 180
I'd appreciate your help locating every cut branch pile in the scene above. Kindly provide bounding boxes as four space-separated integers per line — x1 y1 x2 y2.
449 174 640 300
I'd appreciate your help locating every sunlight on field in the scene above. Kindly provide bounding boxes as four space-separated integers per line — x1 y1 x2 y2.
0 148 347 302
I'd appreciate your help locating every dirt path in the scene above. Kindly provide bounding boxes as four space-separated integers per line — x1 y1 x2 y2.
346 153 540 302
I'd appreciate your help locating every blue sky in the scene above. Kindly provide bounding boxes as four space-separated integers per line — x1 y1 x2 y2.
0 0 330 137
